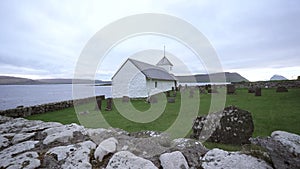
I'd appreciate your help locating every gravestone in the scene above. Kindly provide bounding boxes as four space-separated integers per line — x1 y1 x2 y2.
166 91 170 97
167 97 175 103
248 85 255 93
178 85 182 92
199 87 206 94
105 98 113 111
94 98 102 111
122 96 130 103
191 106 254 145
189 88 194 98
172 87 174 91
147 95 158 104
173 91 177 97
227 84 236 94
255 87 261 96
276 86 288 92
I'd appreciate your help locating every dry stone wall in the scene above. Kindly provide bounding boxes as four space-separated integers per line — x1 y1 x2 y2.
0 95 105 118
1 115 299 168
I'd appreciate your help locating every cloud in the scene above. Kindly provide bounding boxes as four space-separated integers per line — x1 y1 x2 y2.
0 0 299 81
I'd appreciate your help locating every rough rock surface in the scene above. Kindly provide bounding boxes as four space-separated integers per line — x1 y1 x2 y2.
94 137 118 162
201 148 273 169
251 130 300 169
171 138 208 168
191 105 254 145
1 115 299 168
106 151 157 169
45 141 96 168
160 151 189 169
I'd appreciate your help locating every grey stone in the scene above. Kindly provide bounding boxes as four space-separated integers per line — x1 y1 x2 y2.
42 123 87 145
0 134 9 148
201 148 273 169
192 105 254 145
94 137 118 162
45 141 96 169
5 152 40 169
159 151 189 169
0 141 40 168
12 132 36 144
171 138 208 168
227 84 236 94
251 131 300 169
106 151 157 169
21 121 62 132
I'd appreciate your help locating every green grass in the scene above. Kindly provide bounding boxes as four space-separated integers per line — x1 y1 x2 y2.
26 88 300 139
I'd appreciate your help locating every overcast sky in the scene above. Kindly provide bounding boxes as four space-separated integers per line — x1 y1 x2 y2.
0 0 299 81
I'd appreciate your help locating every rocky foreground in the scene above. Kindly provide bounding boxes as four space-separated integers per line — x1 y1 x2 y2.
0 115 299 169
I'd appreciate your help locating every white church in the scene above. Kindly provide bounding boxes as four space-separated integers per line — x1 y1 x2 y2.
111 56 177 98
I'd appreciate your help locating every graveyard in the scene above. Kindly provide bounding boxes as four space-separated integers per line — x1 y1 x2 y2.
3 86 299 168
26 87 300 141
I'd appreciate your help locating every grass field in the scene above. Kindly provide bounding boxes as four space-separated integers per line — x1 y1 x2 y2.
26 88 300 139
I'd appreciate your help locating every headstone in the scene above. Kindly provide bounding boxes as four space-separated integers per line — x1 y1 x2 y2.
189 88 194 98
167 97 175 103
227 84 236 94
297 76 300 81
166 91 170 97
105 98 113 111
255 87 261 96
205 84 211 90
94 98 102 110
199 87 206 94
248 86 255 93
122 96 130 103
191 106 254 145
172 87 174 91
96 95 105 100
147 95 157 104
276 86 288 92
173 91 177 97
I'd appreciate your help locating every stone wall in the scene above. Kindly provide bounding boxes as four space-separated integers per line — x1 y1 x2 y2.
1 115 299 168
0 95 105 118
233 80 300 88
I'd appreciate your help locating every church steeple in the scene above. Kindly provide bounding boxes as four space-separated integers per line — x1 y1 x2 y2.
157 47 173 72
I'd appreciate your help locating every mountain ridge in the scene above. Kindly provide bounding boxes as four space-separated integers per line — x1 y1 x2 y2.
176 72 249 83
0 76 110 85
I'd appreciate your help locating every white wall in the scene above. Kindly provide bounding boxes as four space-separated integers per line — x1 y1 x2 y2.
112 60 148 98
146 79 175 96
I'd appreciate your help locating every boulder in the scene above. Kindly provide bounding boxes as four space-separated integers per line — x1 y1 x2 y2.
94 137 118 162
201 148 273 169
0 141 40 168
42 123 88 145
45 141 96 169
159 151 189 169
251 130 300 169
106 151 157 169
171 138 208 168
191 106 254 145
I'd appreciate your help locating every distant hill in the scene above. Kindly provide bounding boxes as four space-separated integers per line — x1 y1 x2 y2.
270 75 288 81
176 72 249 83
0 76 110 85
0 76 41 85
